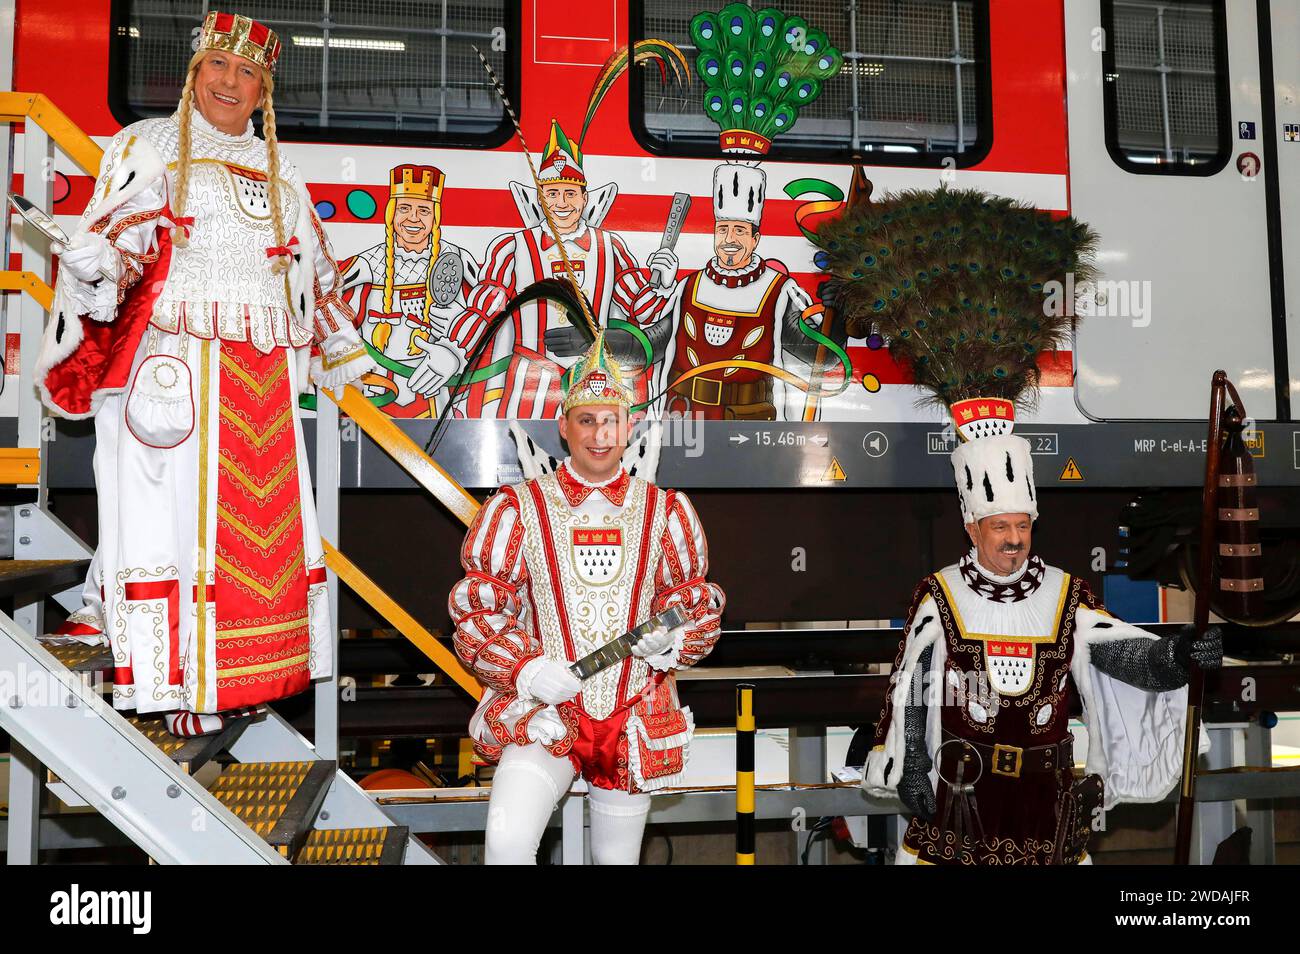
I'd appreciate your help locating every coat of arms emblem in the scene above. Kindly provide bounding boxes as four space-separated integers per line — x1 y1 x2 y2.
703 313 735 346
225 163 271 220
571 526 623 584
985 639 1035 695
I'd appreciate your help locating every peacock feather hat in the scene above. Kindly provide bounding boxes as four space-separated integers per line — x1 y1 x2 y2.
562 329 634 414
691 4 842 156
809 185 1099 521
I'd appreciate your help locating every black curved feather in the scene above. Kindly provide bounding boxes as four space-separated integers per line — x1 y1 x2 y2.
423 279 596 456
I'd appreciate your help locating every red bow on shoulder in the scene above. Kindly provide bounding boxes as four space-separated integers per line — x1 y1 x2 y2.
266 235 300 258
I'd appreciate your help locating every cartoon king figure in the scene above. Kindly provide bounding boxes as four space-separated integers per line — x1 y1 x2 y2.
339 163 479 417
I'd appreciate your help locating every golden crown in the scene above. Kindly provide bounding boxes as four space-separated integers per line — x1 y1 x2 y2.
389 164 445 202
195 11 282 74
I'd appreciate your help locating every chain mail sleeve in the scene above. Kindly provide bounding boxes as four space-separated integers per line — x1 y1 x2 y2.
1083 614 1190 692
863 585 943 799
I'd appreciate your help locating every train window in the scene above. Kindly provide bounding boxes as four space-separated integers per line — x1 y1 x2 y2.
109 0 518 148
1101 0 1230 174
631 0 991 166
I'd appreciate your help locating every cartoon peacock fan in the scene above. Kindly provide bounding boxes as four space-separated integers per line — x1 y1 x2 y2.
692 4 842 155
810 186 1100 416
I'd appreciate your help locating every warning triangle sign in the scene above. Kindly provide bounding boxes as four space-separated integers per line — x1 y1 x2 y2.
1059 457 1084 481
823 457 847 482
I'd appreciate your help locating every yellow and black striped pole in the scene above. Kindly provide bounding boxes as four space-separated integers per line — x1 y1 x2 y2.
736 683 755 865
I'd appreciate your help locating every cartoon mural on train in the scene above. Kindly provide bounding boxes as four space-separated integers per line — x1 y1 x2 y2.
329 5 864 423
24 0 1284 446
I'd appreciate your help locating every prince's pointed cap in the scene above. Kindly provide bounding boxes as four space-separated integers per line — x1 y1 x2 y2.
562 330 633 413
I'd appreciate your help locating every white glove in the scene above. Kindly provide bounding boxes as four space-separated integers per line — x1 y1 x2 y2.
647 248 679 289
407 337 463 396
632 624 675 658
310 330 376 390
516 656 581 706
66 272 119 320
57 232 117 285
524 705 567 745
632 624 685 672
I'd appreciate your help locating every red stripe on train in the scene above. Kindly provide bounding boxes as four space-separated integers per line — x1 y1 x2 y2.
850 347 1073 388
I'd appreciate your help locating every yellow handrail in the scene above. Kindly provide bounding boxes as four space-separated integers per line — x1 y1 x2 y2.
328 386 481 527
1 92 487 696
0 270 53 309
323 540 481 700
0 448 40 484
0 92 103 177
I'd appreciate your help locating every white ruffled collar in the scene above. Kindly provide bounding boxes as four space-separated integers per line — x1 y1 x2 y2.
184 106 256 144
393 240 432 260
553 221 590 244
708 255 763 278
969 547 1031 584
561 457 624 488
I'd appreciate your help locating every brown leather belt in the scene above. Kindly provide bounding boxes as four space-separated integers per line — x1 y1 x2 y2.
671 376 770 408
941 731 1073 779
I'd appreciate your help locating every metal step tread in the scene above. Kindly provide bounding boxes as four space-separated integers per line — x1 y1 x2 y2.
0 558 91 599
40 639 113 672
294 825 409 865
125 713 256 775
209 759 335 858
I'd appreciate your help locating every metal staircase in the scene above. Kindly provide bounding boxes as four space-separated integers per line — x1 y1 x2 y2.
0 603 438 865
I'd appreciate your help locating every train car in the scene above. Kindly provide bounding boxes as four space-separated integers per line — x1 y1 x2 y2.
8 0 1297 618
1 0 1298 870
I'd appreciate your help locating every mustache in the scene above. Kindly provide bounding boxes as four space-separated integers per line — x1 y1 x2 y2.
997 543 1025 553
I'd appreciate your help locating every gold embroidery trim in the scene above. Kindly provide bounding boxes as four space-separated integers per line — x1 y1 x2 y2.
197 339 212 709
216 614 309 641
216 552 305 602
219 403 293 449
221 351 288 398
219 451 297 500
218 652 310 679
217 501 301 551
933 571 1071 644
321 344 366 371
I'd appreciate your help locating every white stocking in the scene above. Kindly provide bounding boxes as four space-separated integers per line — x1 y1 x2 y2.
484 743 576 865
587 785 650 865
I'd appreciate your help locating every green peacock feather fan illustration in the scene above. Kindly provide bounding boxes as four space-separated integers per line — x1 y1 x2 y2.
810 186 1100 410
691 4 842 155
